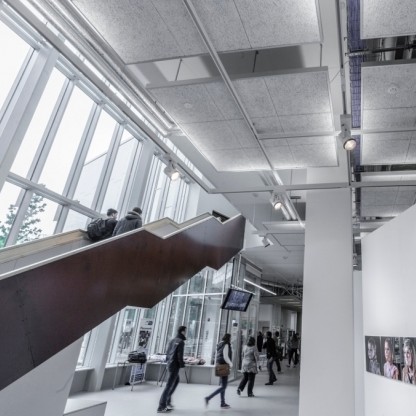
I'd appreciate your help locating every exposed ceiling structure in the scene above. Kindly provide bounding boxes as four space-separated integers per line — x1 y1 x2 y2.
18 0 416 310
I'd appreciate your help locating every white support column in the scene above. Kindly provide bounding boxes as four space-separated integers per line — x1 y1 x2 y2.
299 185 354 416
85 315 117 392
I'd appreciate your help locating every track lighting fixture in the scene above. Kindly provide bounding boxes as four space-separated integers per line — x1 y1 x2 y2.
270 193 282 210
262 236 270 248
343 137 357 151
164 160 180 181
340 114 356 151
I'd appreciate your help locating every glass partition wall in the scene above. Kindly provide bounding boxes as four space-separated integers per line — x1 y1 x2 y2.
109 257 262 369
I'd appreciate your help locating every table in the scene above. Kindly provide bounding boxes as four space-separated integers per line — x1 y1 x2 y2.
112 361 146 391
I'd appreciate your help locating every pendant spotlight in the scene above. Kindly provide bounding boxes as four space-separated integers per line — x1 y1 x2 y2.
270 193 282 210
343 137 357 151
164 160 180 181
340 114 356 151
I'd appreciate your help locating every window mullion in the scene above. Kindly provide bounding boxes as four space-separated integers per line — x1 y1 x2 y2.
91 123 123 212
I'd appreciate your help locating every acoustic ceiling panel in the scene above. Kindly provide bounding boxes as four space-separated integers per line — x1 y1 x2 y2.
191 0 251 51
263 137 337 168
360 173 416 217
279 113 334 133
150 83 239 124
75 0 321 63
234 70 334 135
263 71 331 115
362 108 416 130
252 117 284 134
202 147 269 171
362 63 416 130
233 78 277 118
362 63 416 110
181 120 257 151
73 0 206 63
231 0 321 48
361 132 416 165
362 0 416 39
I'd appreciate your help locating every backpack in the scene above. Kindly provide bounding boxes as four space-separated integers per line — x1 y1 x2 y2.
127 351 147 364
87 218 107 241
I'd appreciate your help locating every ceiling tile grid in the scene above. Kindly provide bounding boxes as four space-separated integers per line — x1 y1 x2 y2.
73 0 203 63
362 0 416 39
233 78 277 119
263 72 332 116
150 84 227 123
252 117 284 134
279 113 334 133
191 0 251 51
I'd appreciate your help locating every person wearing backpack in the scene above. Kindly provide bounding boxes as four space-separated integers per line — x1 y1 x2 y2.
87 208 118 241
112 207 142 236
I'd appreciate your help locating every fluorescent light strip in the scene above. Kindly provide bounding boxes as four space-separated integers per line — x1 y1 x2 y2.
244 278 276 295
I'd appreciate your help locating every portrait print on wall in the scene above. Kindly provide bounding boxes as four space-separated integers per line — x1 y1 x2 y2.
381 337 400 380
365 336 382 375
400 337 416 384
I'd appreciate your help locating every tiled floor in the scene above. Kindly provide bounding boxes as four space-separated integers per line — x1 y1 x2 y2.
72 363 299 415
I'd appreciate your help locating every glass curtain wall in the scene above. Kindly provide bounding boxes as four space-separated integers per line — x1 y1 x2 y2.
0 6 196 370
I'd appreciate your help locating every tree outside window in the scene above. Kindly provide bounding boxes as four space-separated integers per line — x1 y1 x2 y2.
0 194 47 247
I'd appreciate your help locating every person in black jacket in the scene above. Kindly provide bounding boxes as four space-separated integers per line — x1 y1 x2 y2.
263 331 278 385
256 331 263 353
112 207 142 236
157 326 186 413
103 208 118 238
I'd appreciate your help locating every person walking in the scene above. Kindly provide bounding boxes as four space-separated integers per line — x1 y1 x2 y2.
237 336 258 397
287 333 300 368
112 207 142 236
273 331 282 373
205 333 233 409
157 326 187 413
256 331 263 353
263 331 278 385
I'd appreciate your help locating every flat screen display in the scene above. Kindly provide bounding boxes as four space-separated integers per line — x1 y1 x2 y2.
220 288 253 312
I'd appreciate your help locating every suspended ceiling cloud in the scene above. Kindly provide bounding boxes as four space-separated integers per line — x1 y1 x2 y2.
362 61 416 131
362 0 416 39
72 0 321 63
149 70 337 171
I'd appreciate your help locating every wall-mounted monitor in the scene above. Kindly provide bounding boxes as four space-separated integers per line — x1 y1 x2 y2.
220 288 253 312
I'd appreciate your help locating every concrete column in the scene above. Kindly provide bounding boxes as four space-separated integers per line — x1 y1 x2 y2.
299 184 354 416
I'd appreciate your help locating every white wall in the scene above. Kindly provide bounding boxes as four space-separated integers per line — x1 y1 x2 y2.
362 204 416 416
194 188 239 219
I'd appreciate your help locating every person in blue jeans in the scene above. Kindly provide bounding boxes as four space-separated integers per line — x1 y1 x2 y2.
157 326 186 413
205 333 233 409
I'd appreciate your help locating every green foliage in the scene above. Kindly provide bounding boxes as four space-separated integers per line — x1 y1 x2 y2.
0 194 47 248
